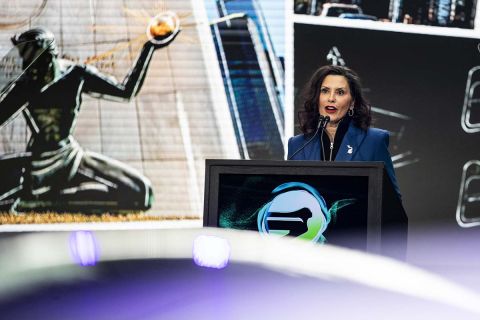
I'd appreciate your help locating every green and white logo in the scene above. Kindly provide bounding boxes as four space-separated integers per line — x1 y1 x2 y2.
257 182 354 243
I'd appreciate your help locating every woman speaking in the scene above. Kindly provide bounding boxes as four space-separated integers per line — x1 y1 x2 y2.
288 65 401 199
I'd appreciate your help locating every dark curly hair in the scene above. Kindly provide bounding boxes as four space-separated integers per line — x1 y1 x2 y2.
298 65 371 135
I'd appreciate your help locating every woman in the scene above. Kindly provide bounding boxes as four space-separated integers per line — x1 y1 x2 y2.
288 65 401 199
0 27 179 213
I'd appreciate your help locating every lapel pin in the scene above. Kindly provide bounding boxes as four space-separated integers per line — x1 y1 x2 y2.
347 145 353 154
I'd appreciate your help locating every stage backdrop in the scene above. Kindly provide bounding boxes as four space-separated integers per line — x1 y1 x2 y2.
0 0 285 228
293 17 480 228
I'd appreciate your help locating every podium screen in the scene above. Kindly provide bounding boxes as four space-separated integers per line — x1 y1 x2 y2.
204 160 383 251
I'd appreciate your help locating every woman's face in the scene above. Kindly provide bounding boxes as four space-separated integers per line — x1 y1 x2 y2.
318 75 353 124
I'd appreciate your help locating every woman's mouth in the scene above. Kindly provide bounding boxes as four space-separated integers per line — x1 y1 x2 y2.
325 106 337 114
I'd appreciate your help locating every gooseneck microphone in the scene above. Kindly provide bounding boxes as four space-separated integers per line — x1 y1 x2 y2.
320 115 330 161
288 115 330 160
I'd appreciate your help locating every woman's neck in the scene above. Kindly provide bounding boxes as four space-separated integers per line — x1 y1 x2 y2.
326 121 339 141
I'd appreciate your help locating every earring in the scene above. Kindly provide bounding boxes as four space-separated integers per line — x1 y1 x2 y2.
348 108 354 117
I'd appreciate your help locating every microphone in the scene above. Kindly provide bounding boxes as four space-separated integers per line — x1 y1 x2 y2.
288 115 328 160
321 116 330 129
319 116 330 161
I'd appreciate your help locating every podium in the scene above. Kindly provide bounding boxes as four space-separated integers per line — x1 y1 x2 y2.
203 160 407 255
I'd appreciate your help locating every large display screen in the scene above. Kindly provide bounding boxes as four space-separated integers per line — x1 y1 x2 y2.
0 0 286 230
293 19 480 227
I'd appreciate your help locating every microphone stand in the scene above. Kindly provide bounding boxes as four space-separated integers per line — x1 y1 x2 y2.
288 116 328 160
320 116 330 161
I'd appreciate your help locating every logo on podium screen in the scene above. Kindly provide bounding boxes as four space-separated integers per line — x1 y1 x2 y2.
256 182 354 243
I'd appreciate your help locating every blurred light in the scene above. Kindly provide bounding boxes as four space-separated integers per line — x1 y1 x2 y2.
193 235 230 269
69 231 99 266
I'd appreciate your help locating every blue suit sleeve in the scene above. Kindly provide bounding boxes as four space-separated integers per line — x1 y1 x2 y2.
375 131 402 200
287 137 294 160
287 135 307 160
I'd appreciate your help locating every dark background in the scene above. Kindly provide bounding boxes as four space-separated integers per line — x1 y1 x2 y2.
294 23 480 225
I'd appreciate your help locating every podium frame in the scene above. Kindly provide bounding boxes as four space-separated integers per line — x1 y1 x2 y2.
204 159 404 254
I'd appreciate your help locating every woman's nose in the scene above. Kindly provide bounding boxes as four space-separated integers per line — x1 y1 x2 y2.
328 94 335 102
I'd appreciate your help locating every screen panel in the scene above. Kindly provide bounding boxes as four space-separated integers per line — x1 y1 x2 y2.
293 20 480 227
204 160 384 252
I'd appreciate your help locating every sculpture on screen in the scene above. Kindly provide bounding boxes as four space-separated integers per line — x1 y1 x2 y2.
0 19 180 214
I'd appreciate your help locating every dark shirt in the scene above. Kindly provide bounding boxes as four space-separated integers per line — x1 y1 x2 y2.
320 116 351 161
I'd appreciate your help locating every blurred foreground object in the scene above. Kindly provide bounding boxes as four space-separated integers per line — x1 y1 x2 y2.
0 227 480 319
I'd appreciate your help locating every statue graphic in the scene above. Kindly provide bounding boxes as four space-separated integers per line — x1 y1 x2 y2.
0 24 180 214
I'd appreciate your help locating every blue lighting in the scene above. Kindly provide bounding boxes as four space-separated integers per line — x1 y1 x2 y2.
69 231 99 266
193 235 230 269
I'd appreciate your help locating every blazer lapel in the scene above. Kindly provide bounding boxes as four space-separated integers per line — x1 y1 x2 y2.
335 123 366 161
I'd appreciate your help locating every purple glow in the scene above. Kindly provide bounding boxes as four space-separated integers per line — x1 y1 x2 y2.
193 235 230 269
69 231 99 266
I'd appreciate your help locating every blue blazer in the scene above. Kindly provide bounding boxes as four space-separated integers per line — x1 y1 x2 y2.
288 122 401 199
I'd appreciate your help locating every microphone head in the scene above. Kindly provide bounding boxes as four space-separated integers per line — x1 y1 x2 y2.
316 115 325 129
318 115 330 130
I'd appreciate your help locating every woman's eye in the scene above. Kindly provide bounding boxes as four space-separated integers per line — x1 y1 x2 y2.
337 90 345 96
321 88 328 94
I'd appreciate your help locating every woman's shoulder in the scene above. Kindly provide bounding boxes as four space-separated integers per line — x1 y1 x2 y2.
288 133 310 147
347 123 389 139
365 127 389 139
289 133 307 143
360 127 390 148
287 133 308 152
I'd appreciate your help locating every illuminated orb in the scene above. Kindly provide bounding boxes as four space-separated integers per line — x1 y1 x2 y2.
146 11 180 45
